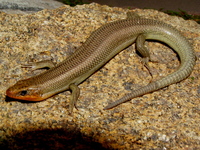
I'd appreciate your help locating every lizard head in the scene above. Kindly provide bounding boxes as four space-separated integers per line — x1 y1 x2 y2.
6 78 45 101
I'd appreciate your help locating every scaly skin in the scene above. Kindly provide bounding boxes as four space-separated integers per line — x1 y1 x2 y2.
6 13 196 112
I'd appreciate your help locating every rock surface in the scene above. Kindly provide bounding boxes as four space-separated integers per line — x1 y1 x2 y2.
0 0 64 14
0 3 199 149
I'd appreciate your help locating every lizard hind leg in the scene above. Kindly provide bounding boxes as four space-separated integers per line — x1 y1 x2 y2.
136 34 154 78
126 12 140 19
126 12 153 77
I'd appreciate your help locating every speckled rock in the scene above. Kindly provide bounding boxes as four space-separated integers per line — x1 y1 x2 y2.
0 3 199 149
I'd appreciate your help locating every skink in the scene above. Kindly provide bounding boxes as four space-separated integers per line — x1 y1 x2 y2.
6 13 196 112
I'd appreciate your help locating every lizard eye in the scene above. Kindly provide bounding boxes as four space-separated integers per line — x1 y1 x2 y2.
20 90 28 96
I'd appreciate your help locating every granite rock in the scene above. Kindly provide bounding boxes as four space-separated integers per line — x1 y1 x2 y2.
0 3 199 149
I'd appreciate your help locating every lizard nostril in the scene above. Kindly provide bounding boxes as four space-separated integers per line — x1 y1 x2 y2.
6 88 13 96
